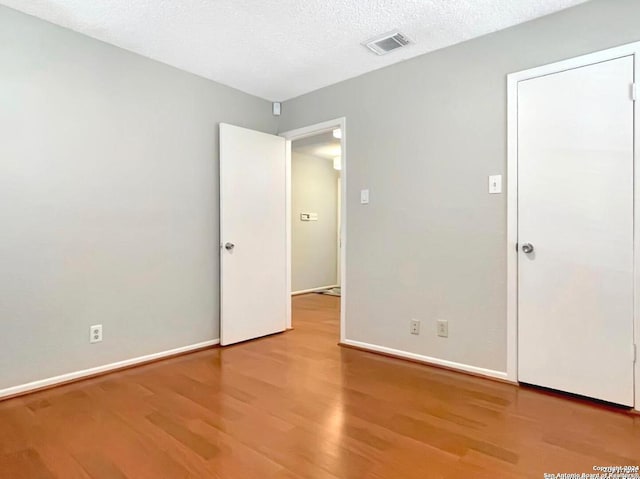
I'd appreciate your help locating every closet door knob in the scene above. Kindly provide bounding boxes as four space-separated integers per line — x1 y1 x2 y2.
521 243 534 254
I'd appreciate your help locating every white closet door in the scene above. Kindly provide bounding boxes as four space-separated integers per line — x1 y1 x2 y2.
517 56 635 406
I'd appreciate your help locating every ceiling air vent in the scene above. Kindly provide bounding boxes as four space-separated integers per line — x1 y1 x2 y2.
364 30 411 55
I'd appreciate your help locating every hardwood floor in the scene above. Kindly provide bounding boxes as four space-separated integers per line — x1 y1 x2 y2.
1 293 639 478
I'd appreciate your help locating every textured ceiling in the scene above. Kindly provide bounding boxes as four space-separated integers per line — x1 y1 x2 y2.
1 0 588 100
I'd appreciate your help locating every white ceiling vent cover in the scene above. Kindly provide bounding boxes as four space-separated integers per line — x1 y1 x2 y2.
364 30 411 55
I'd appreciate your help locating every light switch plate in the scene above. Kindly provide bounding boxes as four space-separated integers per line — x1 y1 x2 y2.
360 189 370 204
488 175 502 194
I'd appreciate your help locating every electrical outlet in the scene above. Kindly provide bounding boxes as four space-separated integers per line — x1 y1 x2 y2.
410 319 420 335
437 320 448 338
90 324 103 343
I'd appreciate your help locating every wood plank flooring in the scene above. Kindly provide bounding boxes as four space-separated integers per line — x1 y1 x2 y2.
1 294 639 478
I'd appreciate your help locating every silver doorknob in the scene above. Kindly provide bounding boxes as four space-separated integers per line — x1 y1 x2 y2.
224 242 235 251
521 243 534 254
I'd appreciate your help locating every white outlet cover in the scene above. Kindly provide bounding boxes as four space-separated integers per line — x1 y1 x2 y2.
90 324 103 343
437 319 448 338
410 319 420 335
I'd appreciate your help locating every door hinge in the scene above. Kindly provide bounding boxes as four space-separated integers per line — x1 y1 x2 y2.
634 344 637 363
515 243 518 252
632 83 637 101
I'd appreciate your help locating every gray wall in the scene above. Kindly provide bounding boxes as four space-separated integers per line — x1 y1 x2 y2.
291 150 339 292
4 0 640 391
0 5 277 390
279 0 640 372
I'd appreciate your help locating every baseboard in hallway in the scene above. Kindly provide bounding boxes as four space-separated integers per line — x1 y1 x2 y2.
291 285 339 296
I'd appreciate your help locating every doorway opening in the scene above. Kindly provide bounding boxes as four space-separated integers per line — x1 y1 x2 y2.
281 119 346 341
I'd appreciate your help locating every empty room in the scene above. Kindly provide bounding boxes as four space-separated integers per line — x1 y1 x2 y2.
1 0 640 477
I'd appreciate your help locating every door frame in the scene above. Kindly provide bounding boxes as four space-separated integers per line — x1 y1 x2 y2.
280 118 347 343
506 42 639 409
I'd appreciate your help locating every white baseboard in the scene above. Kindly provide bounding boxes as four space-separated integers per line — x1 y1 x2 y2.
0 339 220 400
342 339 509 381
291 284 338 296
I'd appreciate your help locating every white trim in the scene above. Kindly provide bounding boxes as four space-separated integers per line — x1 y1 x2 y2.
285 140 292 332
342 339 509 381
506 66 519 383
635 53 640 413
280 118 345 141
337 176 341 287
280 118 347 343
291 284 339 296
0 339 219 400
507 41 640 409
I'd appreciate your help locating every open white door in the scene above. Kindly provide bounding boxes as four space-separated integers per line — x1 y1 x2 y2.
517 56 635 406
220 123 287 346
